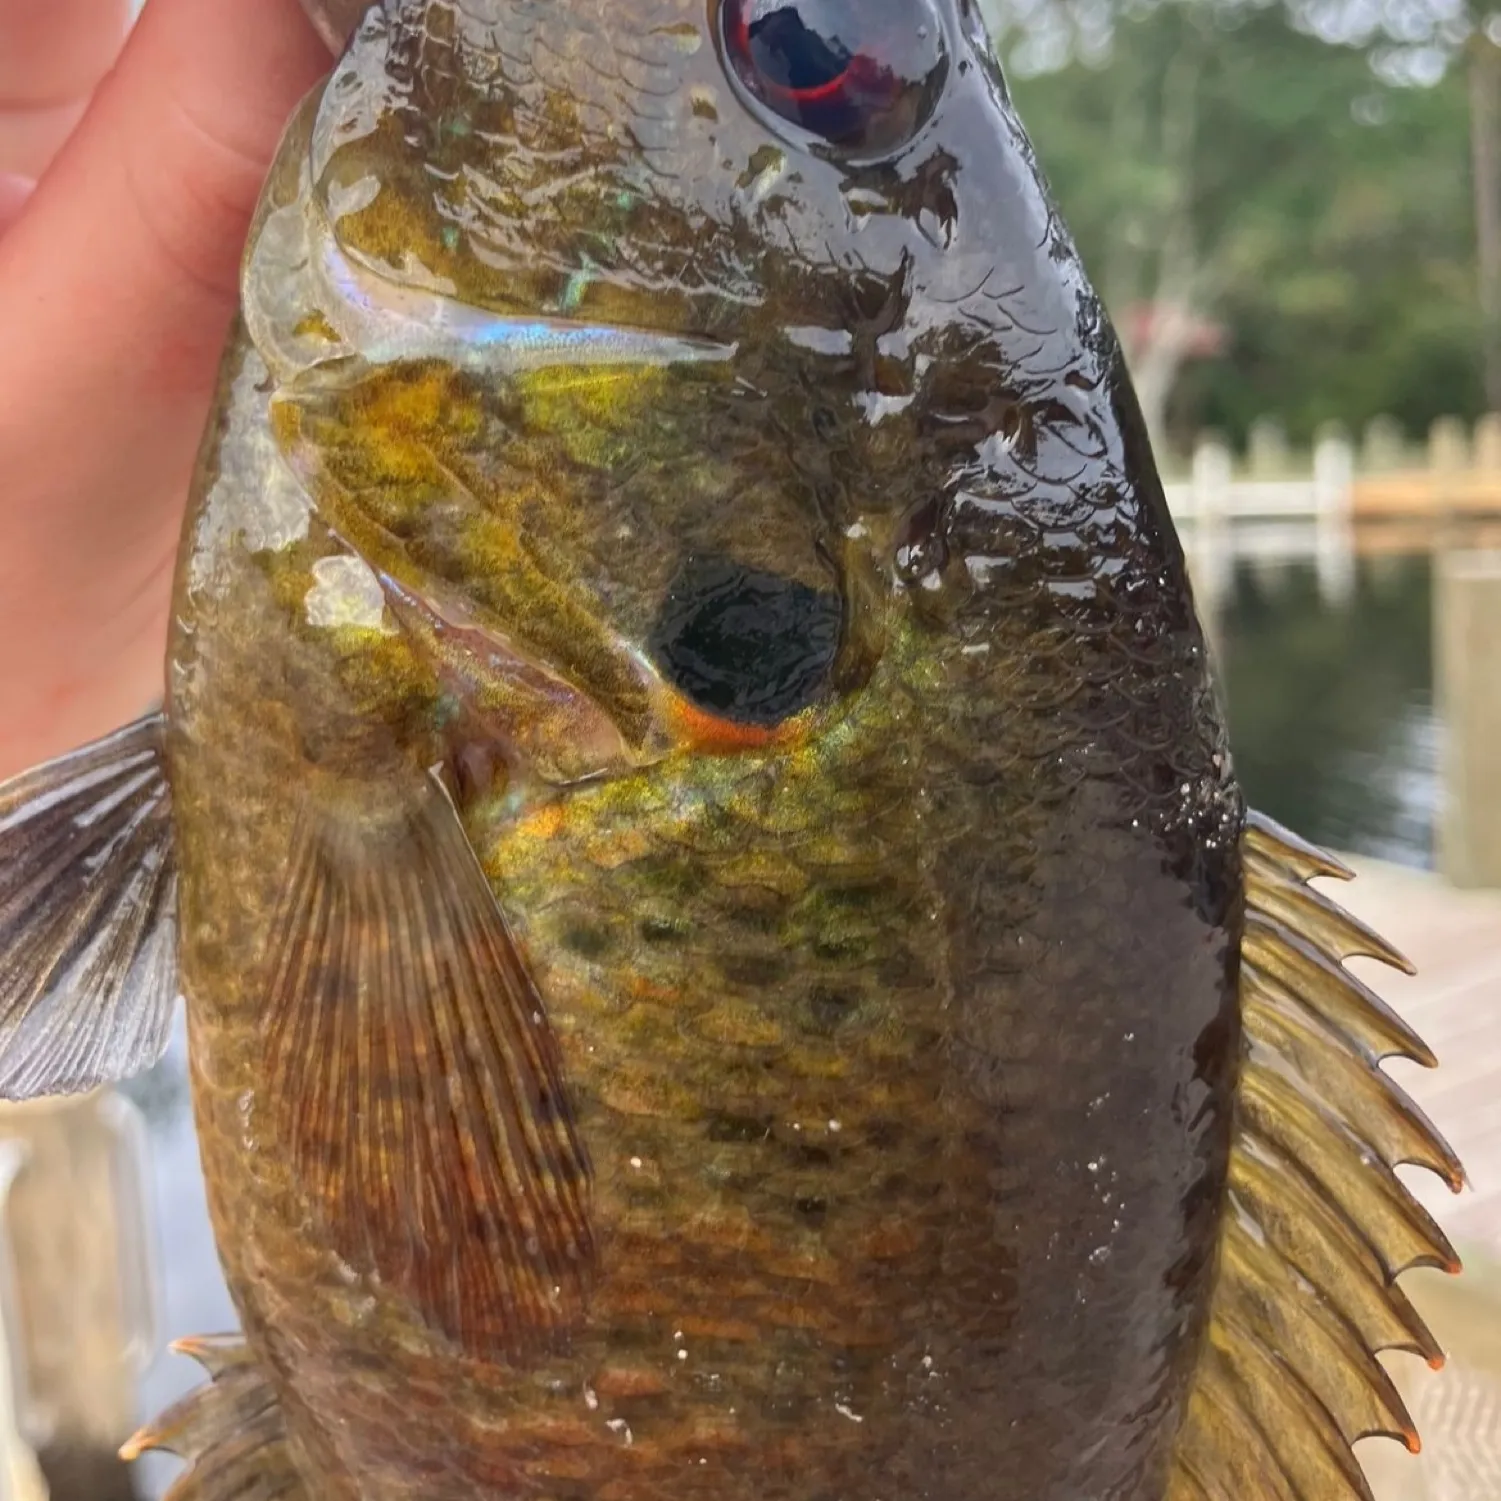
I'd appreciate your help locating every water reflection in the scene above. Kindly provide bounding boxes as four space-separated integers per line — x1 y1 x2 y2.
1212 550 1440 869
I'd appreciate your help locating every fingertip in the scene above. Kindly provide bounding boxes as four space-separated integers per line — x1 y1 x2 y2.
0 173 34 236
5 0 330 322
106 0 333 306
0 0 132 109
0 0 331 780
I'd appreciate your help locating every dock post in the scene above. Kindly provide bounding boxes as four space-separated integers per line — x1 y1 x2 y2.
1474 411 1501 473
0 1093 160 1501
1430 417 1471 516
1435 547 1501 887
1187 435 1232 647
0 1144 47 1501
1246 417 1288 477
1360 413 1406 473
1313 430 1355 604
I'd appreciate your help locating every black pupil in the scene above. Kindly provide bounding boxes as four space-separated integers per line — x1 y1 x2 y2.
648 555 842 726
747 7 854 94
724 0 945 153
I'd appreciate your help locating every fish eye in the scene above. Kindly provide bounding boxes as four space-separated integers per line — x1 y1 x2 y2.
648 554 843 727
719 0 948 157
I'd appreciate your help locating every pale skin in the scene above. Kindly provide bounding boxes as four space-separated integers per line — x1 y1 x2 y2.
0 0 329 782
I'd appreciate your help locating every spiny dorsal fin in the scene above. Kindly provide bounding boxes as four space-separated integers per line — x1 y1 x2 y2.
0 712 177 1099
121 1335 308 1500
262 770 595 1361
1170 809 1464 1501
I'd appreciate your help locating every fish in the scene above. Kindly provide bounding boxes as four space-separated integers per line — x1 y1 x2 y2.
0 1 1465 1498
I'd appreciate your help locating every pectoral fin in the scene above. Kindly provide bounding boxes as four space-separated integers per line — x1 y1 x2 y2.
262 770 594 1360
0 713 177 1099
1169 811 1464 1501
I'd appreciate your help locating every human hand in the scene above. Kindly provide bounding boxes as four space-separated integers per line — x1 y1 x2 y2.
0 0 330 780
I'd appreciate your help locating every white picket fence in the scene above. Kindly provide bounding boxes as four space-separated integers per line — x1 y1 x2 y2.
1168 434 1358 605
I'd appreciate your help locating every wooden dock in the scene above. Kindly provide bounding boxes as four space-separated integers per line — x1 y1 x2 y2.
1331 856 1501 1500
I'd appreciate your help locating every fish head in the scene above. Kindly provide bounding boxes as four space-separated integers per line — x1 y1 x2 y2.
267 0 1221 822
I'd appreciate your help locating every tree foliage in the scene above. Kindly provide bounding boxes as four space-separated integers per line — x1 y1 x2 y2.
988 0 1481 451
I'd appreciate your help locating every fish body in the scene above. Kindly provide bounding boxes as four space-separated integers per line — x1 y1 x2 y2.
0 3 1461 1500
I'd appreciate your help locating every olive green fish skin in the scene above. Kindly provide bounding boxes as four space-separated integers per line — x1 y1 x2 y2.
166 3 1243 1499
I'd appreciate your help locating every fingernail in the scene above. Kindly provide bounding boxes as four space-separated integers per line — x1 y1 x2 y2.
0 173 36 233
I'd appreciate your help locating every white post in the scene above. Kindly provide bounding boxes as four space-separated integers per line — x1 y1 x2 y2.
1313 432 1354 604
0 1143 47 1501
1436 549 1501 887
1188 436 1232 619
0 1092 160 1501
1246 416 1288 477
1475 412 1501 473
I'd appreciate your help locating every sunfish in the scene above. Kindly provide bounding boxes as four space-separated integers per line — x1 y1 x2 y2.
0 2 1462 1497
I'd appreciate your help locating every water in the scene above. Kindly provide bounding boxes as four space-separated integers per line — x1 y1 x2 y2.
1214 550 1440 870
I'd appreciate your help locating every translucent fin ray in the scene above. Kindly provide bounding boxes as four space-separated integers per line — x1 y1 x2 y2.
121 1334 308 1500
1216 1327 1380 1499
1242 855 1414 974
1230 1145 1443 1365
0 712 177 1098
262 770 595 1360
1170 809 1462 1499
1241 1063 1459 1276
1241 964 1463 1187
1242 914 1435 1067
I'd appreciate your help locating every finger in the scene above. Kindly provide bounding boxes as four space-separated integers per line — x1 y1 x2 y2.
0 0 131 176
0 171 31 235
297 0 371 52
0 0 330 779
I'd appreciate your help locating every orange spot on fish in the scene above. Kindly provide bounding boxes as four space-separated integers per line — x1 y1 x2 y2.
656 685 809 754
593 1365 670 1400
515 802 566 841
627 975 680 1004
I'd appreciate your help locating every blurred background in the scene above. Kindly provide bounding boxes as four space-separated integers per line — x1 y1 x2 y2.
3 1 1501 1498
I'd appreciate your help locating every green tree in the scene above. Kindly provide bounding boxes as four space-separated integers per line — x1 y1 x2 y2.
990 1 1480 450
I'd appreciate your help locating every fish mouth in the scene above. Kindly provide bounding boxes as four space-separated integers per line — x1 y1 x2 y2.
244 154 740 386
311 231 741 377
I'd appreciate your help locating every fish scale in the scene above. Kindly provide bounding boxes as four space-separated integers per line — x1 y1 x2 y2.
0 2 1463 1498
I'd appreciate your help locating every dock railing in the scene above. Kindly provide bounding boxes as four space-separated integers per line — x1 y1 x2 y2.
1165 414 1501 611
1162 413 1501 527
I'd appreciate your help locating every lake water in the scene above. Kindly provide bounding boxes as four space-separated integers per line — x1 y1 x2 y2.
1214 549 1439 870
74 547 1461 1496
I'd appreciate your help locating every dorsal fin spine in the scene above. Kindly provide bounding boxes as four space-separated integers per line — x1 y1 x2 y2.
1169 810 1462 1499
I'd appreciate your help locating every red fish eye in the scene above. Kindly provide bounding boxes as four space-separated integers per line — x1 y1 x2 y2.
720 0 947 156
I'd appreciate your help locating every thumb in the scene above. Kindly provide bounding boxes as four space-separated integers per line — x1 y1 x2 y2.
0 0 330 777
